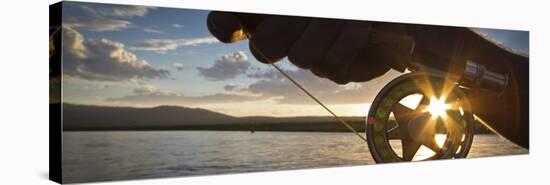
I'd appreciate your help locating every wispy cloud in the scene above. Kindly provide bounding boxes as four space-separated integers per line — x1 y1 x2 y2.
130 37 219 52
142 27 164 34
242 67 401 105
173 63 185 71
133 85 158 94
63 16 131 32
107 86 263 105
78 3 155 18
63 2 157 32
172 24 184 28
105 65 402 106
471 28 529 57
104 68 401 106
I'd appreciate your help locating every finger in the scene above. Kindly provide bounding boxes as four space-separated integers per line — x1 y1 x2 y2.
249 16 310 64
207 11 246 43
311 65 326 78
322 21 373 84
232 13 269 33
288 18 345 70
348 48 391 82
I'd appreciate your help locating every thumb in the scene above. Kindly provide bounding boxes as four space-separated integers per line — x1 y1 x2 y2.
207 11 267 43
207 11 247 43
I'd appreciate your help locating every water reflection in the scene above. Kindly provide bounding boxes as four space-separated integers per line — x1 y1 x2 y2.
62 131 527 183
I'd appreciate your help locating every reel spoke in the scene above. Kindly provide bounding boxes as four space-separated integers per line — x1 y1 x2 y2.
415 95 430 111
422 137 441 152
402 139 422 161
386 126 402 140
391 103 416 141
392 103 415 124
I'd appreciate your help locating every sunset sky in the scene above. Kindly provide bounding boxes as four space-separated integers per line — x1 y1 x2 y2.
60 2 529 117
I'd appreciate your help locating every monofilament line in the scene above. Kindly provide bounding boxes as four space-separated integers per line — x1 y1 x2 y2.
249 42 367 142
270 64 368 142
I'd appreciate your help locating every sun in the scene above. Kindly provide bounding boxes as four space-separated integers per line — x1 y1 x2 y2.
426 96 451 120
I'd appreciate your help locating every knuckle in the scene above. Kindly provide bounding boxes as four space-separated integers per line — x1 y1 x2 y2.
288 45 313 69
330 76 350 85
326 67 350 84
249 40 273 64
310 66 327 78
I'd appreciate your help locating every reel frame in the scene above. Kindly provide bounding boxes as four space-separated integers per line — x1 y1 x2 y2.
366 72 475 163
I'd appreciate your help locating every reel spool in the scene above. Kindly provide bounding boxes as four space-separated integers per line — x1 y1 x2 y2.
366 72 474 163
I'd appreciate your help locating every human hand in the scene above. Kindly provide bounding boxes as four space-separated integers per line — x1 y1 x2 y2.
207 11 412 84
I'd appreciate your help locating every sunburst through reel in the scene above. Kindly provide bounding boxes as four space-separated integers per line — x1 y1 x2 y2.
366 72 474 163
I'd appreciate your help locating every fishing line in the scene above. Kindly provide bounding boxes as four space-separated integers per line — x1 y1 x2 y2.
249 42 368 142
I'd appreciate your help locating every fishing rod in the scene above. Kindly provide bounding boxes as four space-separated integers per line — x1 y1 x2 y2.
211 14 508 163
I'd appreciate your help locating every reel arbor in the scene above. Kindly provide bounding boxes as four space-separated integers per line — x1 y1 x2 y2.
366 72 474 163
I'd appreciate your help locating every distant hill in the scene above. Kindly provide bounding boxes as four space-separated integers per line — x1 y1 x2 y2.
61 103 491 133
61 103 366 131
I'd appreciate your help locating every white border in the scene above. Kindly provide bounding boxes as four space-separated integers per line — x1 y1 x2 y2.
0 0 548 184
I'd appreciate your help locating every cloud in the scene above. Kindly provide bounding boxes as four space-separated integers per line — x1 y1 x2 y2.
471 28 529 57
78 3 155 18
243 68 402 104
133 85 157 94
172 24 184 28
63 16 131 32
223 84 238 91
63 3 157 32
62 26 170 81
107 87 263 105
106 66 402 106
98 84 111 89
197 51 250 81
173 63 185 71
222 84 260 97
130 37 219 52
142 28 164 34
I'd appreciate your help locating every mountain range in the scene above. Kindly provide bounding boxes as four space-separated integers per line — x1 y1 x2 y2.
60 103 491 133
61 103 366 132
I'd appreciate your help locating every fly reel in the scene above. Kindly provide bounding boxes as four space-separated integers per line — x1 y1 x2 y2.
366 72 474 163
